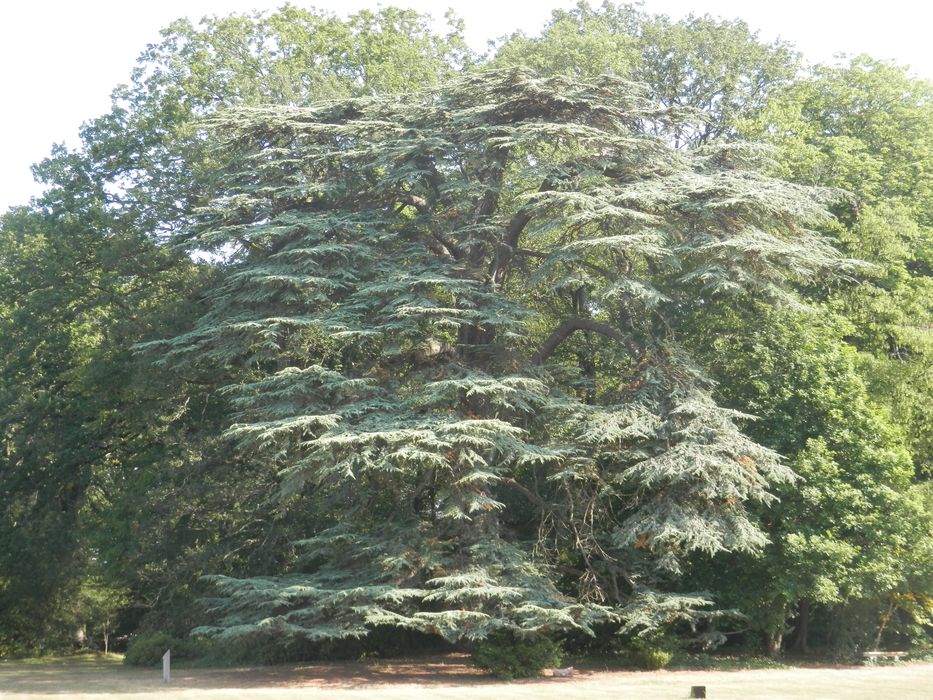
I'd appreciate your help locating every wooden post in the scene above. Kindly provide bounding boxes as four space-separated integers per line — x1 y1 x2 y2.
690 686 706 698
162 649 171 683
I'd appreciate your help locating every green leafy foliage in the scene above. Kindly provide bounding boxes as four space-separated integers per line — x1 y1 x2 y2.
123 631 210 666
633 646 673 670
745 56 933 477
472 631 564 679
719 54 933 653
747 56 933 216
681 304 921 653
494 2 799 145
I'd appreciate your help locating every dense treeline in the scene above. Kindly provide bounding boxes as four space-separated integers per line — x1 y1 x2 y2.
0 2 930 664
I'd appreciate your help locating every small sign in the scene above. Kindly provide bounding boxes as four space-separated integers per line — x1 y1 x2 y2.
162 649 171 683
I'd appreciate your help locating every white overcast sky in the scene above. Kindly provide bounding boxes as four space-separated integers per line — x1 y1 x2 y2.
2 0 931 211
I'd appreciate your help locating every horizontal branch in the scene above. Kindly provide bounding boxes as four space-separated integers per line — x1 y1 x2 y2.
395 192 430 214
532 317 640 364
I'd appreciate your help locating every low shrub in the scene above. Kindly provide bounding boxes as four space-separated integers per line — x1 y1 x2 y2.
635 646 673 670
197 635 320 666
123 631 211 666
624 632 679 670
472 631 563 680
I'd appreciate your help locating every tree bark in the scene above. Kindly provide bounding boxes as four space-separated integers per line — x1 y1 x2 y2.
532 317 640 364
766 630 783 658
872 597 897 650
792 599 810 654
489 179 552 285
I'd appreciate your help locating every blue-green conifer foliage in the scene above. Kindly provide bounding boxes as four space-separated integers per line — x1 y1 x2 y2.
150 69 844 643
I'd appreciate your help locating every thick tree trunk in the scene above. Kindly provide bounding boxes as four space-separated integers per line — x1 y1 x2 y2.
792 599 810 654
457 322 497 366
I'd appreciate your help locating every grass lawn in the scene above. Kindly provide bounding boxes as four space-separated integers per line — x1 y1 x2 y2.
0 653 930 699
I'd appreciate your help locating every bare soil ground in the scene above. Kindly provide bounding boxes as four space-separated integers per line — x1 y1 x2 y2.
1 654 931 700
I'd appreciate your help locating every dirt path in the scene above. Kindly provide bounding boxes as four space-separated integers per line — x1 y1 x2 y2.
1 655 931 699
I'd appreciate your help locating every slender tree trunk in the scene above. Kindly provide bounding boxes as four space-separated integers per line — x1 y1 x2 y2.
572 288 597 403
792 599 810 654
872 598 897 650
766 630 783 658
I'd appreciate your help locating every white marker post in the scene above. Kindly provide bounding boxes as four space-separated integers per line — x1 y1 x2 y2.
162 648 171 683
